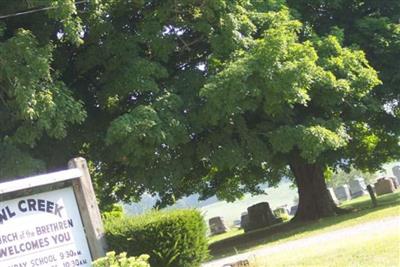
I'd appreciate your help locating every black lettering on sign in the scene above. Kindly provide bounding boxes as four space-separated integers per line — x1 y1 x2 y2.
37 199 45 212
31 254 57 267
46 201 54 213
0 237 50 258
51 232 71 244
27 199 36 211
0 207 16 224
7 261 27 267
0 232 18 245
17 199 64 218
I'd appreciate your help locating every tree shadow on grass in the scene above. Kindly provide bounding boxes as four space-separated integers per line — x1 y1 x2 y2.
209 191 400 259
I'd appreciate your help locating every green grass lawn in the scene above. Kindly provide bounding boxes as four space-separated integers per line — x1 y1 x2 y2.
209 190 400 259
249 228 400 267
208 228 244 244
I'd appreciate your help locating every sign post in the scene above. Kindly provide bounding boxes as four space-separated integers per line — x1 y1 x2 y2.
0 157 107 267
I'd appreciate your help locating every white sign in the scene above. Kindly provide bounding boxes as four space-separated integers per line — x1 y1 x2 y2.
0 187 92 267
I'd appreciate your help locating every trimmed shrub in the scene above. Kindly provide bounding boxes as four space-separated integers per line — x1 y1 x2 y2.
104 209 209 267
92 251 150 267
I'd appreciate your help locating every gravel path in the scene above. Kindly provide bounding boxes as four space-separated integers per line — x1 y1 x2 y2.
202 216 400 267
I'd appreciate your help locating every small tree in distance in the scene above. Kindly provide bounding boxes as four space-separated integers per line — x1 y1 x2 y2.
325 167 376 189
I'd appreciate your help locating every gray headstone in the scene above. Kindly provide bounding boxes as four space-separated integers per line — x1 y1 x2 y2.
209 216 228 235
393 166 400 184
289 205 298 216
334 184 352 201
328 187 340 205
240 212 249 232
222 259 250 267
246 202 279 232
374 178 395 196
349 177 367 198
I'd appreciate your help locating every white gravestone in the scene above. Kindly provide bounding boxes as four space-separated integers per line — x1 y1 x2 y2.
349 177 367 198
334 185 352 201
328 187 340 205
392 166 400 185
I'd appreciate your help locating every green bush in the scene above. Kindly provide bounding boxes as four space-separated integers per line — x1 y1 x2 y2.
273 208 291 222
102 204 124 220
92 251 150 267
275 212 291 222
104 209 209 267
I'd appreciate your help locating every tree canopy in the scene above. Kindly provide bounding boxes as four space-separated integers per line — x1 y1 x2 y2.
287 0 400 165
0 0 398 219
0 0 85 178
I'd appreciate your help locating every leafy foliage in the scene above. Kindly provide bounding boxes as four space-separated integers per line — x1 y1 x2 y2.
104 209 208 267
287 0 400 169
199 10 380 193
0 2 86 178
75 2 386 208
92 251 150 267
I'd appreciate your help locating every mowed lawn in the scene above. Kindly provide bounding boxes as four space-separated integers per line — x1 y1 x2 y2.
208 190 400 261
249 227 400 267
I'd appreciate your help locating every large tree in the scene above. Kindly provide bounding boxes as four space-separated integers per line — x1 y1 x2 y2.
67 1 386 221
1 1 398 221
198 12 386 220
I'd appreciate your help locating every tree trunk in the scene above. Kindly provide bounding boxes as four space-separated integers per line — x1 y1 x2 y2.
289 155 338 221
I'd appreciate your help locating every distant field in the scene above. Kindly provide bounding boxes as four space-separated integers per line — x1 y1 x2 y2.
201 181 297 227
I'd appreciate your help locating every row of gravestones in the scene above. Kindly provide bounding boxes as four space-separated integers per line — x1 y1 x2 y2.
208 202 284 235
209 166 400 235
330 165 400 202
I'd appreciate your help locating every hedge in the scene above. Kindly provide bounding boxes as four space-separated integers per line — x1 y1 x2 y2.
104 209 209 267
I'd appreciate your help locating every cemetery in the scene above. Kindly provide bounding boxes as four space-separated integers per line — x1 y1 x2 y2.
206 189 400 266
0 1 399 267
0 159 400 266
204 164 400 266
